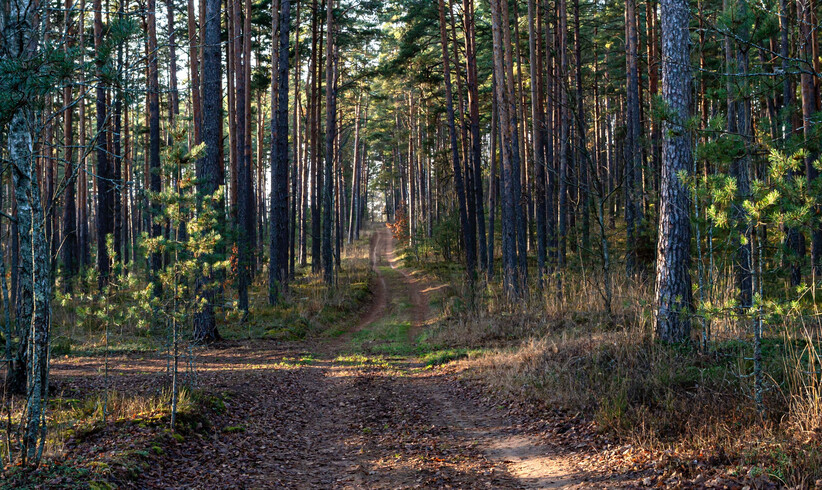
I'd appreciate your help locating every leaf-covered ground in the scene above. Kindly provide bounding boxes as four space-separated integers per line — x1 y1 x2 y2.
5 227 782 488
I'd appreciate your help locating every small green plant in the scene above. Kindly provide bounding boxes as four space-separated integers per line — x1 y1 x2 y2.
142 123 228 431
222 426 246 434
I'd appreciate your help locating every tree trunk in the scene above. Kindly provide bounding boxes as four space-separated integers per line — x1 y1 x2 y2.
781 0 803 286
557 0 569 276
290 0 301 277
3 0 52 464
490 0 519 296
654 0 694 343
311 0 323 272
528 0 547 284
625 0 643 276
545 0 557 270
96 0 116 288
61 0 79 288
270 0 291 301
439 0 476 285
798 0 822 275
504 0 528 289
726 0 753 307
488 71 498 278
243 0 255 273
323 0 336 284
349 98 362 243
463 0 487 274
573 0 589 252
193 0 223 343
234 0 251 310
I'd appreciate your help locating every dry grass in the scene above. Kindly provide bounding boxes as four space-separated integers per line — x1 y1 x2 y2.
413 258 822 483
1 387 195 467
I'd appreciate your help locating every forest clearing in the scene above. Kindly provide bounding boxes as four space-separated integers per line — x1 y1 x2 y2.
5 0 822 487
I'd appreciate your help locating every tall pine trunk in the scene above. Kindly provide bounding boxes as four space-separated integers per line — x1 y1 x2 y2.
96 0 116 288
528 0 547 283
490 0 518 296
270 0 291 301
625 0 643 276
655 0 694 342
439 0 476 285
193 0 223 343
323 0 336 284
61 0 79 288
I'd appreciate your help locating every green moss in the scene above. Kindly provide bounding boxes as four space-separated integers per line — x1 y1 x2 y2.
222 425 246 433
420 348 484 367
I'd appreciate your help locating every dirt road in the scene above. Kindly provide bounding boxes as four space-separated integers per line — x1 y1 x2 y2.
107 227 588 488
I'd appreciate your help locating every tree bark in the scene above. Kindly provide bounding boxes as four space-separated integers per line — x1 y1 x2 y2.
323 0 336 284
625 0 644 276
655 0 694 342
234 0 251 310
463 0 487 274
96 0 116 288
439 0 476 285
726 0 753 307
61 0 79 288
528 0 547 283
270 0 291 301
3 0 52 463
193 0 223 343
490 0 519 296
557 0 569 276
797 0 821 275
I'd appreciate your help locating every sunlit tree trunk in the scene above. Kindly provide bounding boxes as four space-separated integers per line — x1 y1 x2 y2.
349 97 362 243
797 0 822 276
3 0 52 463
490 0 519 296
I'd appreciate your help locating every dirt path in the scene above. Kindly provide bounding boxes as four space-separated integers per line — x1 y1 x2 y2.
60 226 590 488
380 228 430 342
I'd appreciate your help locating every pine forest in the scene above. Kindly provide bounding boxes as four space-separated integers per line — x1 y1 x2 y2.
2 0 822 486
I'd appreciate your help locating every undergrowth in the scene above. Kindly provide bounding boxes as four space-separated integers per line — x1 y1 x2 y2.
408 248 822 484
0 388 212 489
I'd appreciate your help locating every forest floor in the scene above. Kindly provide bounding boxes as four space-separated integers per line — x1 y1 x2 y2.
27 226 762 489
